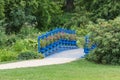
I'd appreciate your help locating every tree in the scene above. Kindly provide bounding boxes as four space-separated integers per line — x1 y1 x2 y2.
4 0 26 34
62 0 75 12
0 0 4 20
4 0 36 34
34 0 62 30
3 0 61 34
79 0 120 20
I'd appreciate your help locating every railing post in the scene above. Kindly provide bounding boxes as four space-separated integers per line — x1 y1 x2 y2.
38 36 41 53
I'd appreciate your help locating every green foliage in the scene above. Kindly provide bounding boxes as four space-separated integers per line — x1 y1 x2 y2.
1 0 120 34
18 51 38 60
18 25 41 39
0 49 17 62
3 0 62 33
0 26 7 47
12 38 38 52
0 0 4 20
4 0 25 33
12 40 26 52
0 38 41 62
77 37 85 48
74 27 88 48
50 14 67 29
34 0 62 30
86 17 120 65
0 22 17 47
1 0 120 63
0 23 44 62
63 0 120 28
78 0 120 20
76 28 88 36
64 12 90 28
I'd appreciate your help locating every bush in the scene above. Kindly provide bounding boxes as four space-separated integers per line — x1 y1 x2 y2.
77 37 85 48
5 34 16 46
17 51 39 60
12 38 37 51
12 40 26 52
0 23 7 47
18 25 40 39
0 49 17 62
74 27 88 48
23 39 38 51
86 17 120 65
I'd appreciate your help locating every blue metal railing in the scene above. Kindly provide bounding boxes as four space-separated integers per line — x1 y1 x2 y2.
84 35 97 55
38 28 78 57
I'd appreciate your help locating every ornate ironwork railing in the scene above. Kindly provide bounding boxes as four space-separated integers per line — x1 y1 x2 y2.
38 28 78 57
84 35 97 55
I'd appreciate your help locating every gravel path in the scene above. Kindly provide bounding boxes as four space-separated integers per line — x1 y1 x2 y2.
0 48 84 70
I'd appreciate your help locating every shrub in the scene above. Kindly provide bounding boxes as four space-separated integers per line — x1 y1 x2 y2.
18 25 40 39
76 28 88 36
5 34 16 46
0 49 17 62
12 40 26 52
17 51 38 60
23 39 38 51
86 17 120 65
77 37 85 48
74 26 88 48
12 38 37 52
0 24 7 47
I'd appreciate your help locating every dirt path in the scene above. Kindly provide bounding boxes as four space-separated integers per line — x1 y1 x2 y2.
0 48 84 70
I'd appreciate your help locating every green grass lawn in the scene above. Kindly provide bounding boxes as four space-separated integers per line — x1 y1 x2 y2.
0 59 120 80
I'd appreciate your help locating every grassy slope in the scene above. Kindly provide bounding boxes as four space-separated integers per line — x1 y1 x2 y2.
0 59 120 80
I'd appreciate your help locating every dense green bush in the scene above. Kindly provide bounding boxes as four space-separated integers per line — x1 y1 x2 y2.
0 27 7 47
0 49 17 62
18 51 39 60
12 38 38 52
0 39 43 62
5 34 16 46
86 17 120 65
12 40 26 52
18 25 41 39
73 27 88 48
0 24 44 62
23 39 38 51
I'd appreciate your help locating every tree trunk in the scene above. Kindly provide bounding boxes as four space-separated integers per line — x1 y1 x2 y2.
62 0 75 12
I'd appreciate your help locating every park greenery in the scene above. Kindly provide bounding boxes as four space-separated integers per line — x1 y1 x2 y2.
86 17 120 65
0 0 120 65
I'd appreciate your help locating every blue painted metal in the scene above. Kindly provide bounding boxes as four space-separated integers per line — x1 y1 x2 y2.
38 28 78 57
84 35 97 55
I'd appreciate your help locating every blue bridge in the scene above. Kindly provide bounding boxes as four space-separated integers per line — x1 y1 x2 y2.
38 28 96 57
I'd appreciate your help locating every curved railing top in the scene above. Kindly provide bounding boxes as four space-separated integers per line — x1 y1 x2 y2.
38 28 75 40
